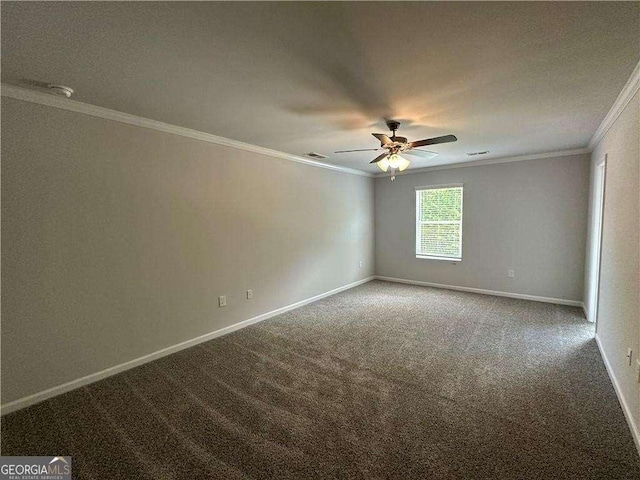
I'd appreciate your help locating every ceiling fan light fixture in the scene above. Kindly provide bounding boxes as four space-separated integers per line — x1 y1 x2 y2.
377 156 390 172
334 120 457 179
388 153 410 171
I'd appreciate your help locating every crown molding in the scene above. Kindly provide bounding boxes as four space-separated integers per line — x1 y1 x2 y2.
1 83 374 178
375 148 592 178
8 60 637 179
377 60 640 178
588 60 640 150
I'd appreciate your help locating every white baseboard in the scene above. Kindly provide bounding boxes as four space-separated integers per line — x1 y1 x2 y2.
375 275 583 307
0 276 375 416
595 335 640 456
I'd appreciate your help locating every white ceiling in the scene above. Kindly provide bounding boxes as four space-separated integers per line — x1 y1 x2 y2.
2 2 638 173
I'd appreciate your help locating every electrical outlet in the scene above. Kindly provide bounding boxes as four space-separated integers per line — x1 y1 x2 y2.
508 269 515 278
627 348 633 366
247 289 253 299
218 295 227 307
359 260 363 269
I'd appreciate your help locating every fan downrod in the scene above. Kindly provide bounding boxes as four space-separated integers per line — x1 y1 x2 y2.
385 120 406 143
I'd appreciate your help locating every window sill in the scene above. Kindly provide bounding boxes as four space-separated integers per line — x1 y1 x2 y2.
416 255 461 263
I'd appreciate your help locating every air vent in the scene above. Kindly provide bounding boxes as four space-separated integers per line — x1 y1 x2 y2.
466 151 490 156
305 152 328 159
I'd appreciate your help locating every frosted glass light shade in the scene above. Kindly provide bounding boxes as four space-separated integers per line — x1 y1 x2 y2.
387 153 401 168
398 156 410 171
388 153 410 171
377 156 390 172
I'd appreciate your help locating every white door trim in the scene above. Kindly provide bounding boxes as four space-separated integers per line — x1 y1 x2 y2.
589 154 607 327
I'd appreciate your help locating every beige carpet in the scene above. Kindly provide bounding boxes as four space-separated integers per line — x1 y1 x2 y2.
2 280 639 478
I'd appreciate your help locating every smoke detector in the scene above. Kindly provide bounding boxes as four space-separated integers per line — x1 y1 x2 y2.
47 85 74 98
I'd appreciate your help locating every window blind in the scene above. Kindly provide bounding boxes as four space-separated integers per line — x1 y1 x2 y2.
415 185 463 260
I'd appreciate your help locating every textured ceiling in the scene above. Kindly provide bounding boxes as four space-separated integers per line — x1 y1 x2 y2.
2 2 639 173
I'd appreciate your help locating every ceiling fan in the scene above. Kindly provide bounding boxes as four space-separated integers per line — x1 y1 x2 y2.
335 120 457 180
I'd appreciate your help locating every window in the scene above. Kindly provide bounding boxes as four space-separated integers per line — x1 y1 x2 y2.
415 184 463 261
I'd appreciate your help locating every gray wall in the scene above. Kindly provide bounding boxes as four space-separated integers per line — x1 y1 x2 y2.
375 155 590 301
585 91 639 434
1 98 375 405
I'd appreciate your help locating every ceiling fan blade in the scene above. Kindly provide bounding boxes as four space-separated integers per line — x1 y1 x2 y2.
409 134 458 148
370 152 390 164
372 133 393 146
334 148 381 154
404 149 439 159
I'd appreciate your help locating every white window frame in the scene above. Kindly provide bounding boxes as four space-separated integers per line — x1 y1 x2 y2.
415 183 464 262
